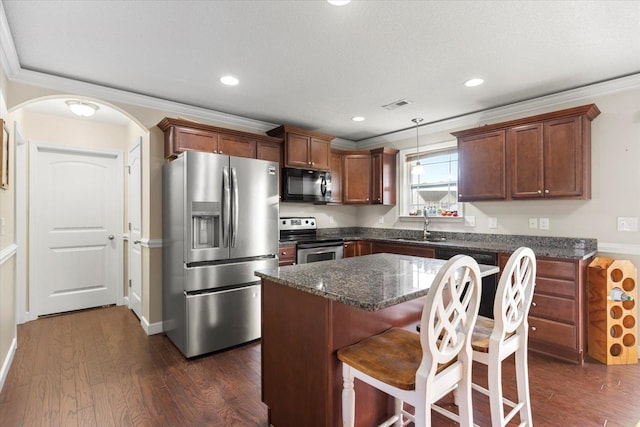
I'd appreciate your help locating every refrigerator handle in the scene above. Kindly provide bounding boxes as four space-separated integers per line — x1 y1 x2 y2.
222 166 230 248
231 167 239 248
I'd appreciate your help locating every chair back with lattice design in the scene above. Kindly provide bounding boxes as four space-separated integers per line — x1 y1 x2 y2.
417 254 482 377
494 247 536 340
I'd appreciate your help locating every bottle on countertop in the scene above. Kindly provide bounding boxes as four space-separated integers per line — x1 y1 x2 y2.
610 287 633 301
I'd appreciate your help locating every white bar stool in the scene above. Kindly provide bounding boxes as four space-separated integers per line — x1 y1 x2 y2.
337 254 482 427
469 246 536 426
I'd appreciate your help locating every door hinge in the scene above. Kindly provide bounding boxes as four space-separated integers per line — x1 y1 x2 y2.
127 165 131 174
129 279 132 288
128 222 131 230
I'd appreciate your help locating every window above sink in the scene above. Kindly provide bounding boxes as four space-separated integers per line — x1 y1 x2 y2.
398 141 464 221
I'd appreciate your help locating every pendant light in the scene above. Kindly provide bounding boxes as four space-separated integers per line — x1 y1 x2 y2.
411 118 424 175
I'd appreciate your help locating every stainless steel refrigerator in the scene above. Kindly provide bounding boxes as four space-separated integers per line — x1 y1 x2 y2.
163 150 279 357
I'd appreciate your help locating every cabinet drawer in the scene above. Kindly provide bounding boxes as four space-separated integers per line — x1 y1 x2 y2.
535 277 576 299
528 316 576 348
537 258 576 280
530 293 575 323
278 245 296 266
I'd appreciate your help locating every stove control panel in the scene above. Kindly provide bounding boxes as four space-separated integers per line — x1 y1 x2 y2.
280 217 317 231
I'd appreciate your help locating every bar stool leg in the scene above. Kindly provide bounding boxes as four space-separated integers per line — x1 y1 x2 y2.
342 364 355 427
515 345 533 425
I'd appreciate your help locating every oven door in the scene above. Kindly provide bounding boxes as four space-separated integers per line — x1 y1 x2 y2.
297 243 344 264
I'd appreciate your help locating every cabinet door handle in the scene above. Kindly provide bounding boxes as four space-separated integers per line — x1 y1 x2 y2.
219 150 223 154
531 326 537 331
282 251 287 255
544 189 549 194
532 301 537 307
537 190 542 194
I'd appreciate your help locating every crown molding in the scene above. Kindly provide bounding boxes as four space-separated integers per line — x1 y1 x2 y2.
356 72 640 149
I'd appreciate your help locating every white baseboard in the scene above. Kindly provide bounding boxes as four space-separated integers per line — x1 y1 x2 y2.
141 316 164 335
0 337 17 393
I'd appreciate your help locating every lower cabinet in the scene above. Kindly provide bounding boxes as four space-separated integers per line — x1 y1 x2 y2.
343 241 372 258
372 242 435 258
278 244 296 266
499 253 590 364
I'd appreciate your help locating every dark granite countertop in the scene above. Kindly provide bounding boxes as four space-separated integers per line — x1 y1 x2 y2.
255 253 500 311
313 228 597 260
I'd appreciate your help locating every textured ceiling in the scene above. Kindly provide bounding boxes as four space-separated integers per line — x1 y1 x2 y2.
2 0 639 141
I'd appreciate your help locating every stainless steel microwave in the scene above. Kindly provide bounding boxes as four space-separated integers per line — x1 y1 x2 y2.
281 168 332 203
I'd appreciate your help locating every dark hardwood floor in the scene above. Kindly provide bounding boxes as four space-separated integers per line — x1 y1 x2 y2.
0 306 639 426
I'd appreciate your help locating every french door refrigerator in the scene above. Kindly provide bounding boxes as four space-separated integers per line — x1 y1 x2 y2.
163 151 279 357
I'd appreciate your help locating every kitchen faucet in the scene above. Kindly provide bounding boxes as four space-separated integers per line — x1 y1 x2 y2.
423 210 430 240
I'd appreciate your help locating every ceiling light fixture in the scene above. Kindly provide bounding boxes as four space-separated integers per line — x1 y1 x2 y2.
65 100 99 117
327 0 351 5
411 118 424 175
220 75 239 86
464 78 484 87
351 116 365 122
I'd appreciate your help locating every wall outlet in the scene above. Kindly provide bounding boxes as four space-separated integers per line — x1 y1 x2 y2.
539 217 550 230
378 215 384 224
529 218 538 229
617 217 638 232
464 216 476 227
488 217 498 229
328 215 335 224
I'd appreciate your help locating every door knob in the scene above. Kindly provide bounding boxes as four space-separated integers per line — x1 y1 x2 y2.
133 240 141 244
108 235 115 240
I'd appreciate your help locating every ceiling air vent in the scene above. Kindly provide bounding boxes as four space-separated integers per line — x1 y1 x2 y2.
382 99 412 110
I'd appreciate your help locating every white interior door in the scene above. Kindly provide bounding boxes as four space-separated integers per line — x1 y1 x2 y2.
29 143 123 317
128 139 143 319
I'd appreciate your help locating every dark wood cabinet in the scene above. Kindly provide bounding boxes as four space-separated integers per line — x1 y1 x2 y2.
456 130 507 201
372 242 435 258
343 153 371 204
329 151 343 203
498 253 590 364
278 244 296 266
343 240 373 258
267 125 333 170
370 148 398 205
453 104 599 202
158 117 282 161
341 148 398 206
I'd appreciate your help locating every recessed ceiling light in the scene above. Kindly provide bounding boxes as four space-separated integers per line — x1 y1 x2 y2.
65 100 99 117
464 78 484 87
220 75 239 86
351 116 365 122
327 0 351 5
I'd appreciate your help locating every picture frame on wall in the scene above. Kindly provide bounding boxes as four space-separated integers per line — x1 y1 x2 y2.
1 118 8 190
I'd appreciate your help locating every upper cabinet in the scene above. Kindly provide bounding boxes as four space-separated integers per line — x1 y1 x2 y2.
158 117 282 162
329 151 343 204
452 104 600 202
267 125 333 171
457 130 507 201
370 148 398 205
340 148 398 205
343 152 372 204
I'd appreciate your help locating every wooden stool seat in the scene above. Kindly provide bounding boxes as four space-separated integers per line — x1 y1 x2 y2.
470 316 514 353
337 327 453 391
338 255 482 427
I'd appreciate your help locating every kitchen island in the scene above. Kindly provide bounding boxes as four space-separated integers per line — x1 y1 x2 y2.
255 253 499 427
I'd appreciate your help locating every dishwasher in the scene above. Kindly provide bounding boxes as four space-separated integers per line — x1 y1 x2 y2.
435 247 498 319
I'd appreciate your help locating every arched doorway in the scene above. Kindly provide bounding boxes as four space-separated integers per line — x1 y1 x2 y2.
10 96 146 321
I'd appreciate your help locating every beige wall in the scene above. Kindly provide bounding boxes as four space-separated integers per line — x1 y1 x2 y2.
0 63 17 384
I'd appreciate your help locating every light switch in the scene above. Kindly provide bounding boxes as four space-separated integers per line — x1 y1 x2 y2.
465 216 476 227
488 217 498 229
618 217 638 232
378 216 384 224
539 218 549 230
529 218 538 229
